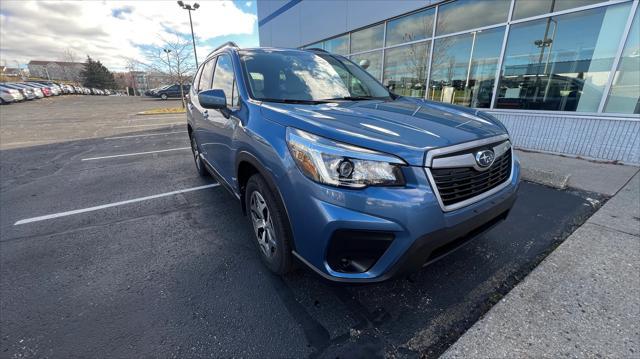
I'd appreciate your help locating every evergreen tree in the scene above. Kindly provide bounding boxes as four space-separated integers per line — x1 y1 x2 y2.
80 56 117 89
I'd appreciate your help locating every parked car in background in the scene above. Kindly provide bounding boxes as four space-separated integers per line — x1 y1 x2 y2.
30 82 58 96
0 81 123 103
28 81 61 96
151 84 190 100
144 85 168 96
1 83 36 100
12 83 45 98
23 83 52 97
0 84 24 103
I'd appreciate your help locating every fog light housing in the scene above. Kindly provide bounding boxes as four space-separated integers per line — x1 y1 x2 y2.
327 230 394 273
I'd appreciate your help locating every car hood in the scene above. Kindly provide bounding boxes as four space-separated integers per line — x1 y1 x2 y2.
259 97 507 166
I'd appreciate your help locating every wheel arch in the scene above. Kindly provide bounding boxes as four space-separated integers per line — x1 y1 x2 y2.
235 151 296 251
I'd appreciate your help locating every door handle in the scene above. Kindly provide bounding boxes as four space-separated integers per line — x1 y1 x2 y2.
203 110 209 120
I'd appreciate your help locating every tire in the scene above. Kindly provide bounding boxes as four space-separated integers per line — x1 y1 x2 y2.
245 173 293 275
189 133 208 177
161 93 168 100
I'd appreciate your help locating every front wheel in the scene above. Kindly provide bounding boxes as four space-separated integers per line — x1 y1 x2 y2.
245 174 293 275
161 93 168 100
189 134 208 177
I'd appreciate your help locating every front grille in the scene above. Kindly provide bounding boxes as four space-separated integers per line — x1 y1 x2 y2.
431 150 512 206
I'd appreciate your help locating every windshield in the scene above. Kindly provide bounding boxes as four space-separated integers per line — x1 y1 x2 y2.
239 50 391 103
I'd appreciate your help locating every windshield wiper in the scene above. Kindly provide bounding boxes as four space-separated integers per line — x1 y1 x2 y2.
259 98 330 105
322 96 385 101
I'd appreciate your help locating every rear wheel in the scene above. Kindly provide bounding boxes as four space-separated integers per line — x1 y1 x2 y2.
161 93 168 100
189 134 208 177
246 174 293 275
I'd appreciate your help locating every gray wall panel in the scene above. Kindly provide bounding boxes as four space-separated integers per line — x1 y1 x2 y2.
299 1 348 45
257 0 272 22
269 4 302 47
258 21 273 47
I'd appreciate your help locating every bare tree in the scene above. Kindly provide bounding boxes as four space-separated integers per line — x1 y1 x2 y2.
125 32 196 107
63 48 77 63
60 48 82 83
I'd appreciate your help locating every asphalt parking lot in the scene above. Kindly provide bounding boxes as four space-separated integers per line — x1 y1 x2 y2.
0 97 604 358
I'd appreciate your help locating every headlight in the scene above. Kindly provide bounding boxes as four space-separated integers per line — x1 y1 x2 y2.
286 128 405 188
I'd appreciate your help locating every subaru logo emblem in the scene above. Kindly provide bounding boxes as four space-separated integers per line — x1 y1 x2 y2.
475 150 495 168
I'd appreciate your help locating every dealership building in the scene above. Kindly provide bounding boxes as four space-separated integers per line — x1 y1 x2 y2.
257 0 640 164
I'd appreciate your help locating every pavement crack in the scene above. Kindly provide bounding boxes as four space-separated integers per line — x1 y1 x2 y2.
586 221 639 238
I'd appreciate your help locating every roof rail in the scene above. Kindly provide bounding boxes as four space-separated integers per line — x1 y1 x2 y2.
305 47 328 53
207 41 239 58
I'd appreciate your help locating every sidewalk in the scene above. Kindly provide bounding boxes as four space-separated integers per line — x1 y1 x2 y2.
441 151 640 358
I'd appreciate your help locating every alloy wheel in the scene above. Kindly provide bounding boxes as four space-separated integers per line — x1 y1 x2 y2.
249 191 277 258
190 136 201 170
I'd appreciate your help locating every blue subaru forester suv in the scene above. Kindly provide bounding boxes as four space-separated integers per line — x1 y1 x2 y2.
187 42 520 283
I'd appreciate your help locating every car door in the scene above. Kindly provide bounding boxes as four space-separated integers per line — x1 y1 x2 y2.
168 84 180 97
202 53 239 184
190 57 216 158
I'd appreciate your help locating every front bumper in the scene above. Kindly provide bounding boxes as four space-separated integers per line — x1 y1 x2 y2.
286 157 521 283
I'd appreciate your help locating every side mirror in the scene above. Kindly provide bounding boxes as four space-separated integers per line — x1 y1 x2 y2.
358 59 370 69
198 89 226 109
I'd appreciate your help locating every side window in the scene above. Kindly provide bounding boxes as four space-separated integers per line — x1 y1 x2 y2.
211 54 234 107
192 65 204 89
198 58 216 92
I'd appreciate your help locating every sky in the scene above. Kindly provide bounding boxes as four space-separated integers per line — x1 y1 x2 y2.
0 0 259 71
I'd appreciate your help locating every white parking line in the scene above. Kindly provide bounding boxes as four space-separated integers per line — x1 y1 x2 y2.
82 147 190 161
105 131 185 140
114 123 183 129
14 183 220 225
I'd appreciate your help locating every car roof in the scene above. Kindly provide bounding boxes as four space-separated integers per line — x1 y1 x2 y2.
204 43 328 63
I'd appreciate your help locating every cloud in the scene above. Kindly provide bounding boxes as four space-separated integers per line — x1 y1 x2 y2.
0 1 257 71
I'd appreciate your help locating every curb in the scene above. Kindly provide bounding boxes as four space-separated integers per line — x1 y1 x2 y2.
520 167 570 190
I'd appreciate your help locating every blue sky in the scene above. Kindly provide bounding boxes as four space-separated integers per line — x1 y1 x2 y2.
0 1 260 71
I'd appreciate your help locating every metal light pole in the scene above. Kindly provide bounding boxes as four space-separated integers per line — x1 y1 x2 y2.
177 1 200 67
164 48 173 80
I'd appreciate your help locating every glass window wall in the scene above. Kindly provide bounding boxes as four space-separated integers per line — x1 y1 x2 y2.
513 0 607 20
383 41 430 97
436 0 510 36
428 27 505 108
350 23 384 53
496 2 632 112
303 42 323 50
386 8 435 46
604 9 639 114
324 35 349 55
350 51 383 81
299 0 638 115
